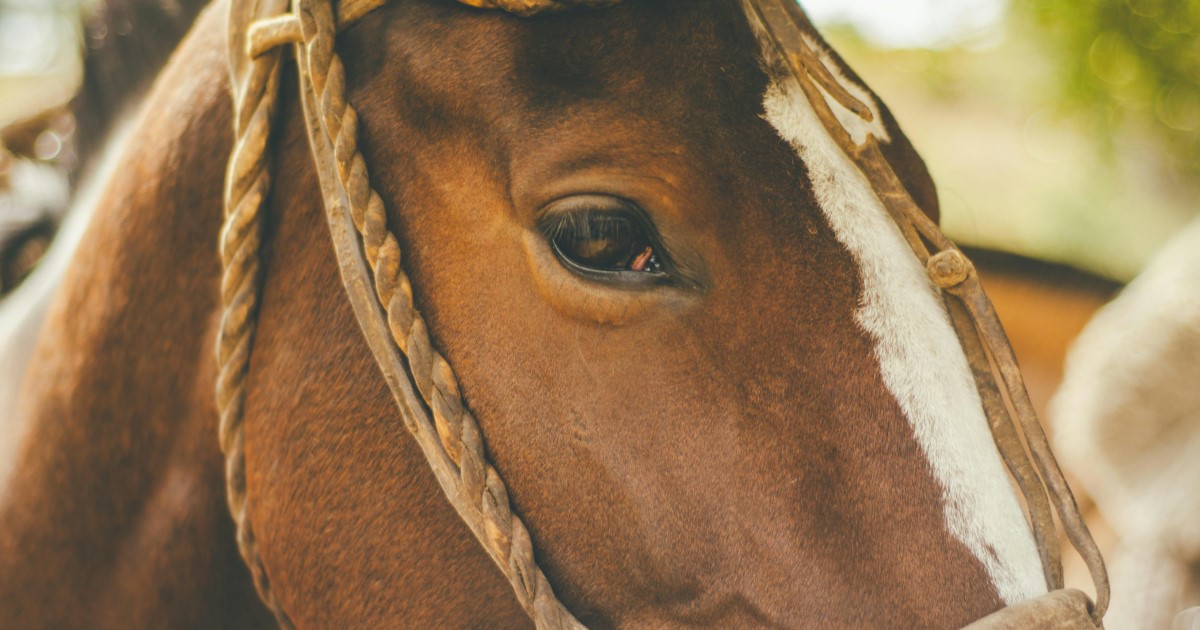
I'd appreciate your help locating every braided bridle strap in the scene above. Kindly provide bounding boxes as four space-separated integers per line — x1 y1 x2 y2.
221 0 598 627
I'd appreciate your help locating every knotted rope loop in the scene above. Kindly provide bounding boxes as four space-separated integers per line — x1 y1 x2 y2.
927 249 973 290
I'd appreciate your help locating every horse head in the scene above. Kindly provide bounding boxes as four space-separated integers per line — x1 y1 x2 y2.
0 0 1103 627
241 0 1053 626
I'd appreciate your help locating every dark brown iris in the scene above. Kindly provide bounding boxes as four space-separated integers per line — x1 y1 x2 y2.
552 215 660 272
540 195 668 281
539 195 670 284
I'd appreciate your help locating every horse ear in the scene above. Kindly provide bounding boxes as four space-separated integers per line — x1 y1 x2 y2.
783 5 942 224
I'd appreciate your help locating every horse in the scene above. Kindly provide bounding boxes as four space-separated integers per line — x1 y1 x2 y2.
0 0 1105 626
72 0 212 179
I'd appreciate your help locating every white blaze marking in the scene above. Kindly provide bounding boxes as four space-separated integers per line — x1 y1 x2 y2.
0 116 136 497
744 7 1045 605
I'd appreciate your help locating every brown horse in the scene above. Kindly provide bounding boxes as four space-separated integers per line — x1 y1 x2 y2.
0 0 1086 626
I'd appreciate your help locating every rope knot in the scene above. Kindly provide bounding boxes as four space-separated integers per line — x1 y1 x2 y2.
927 249 972 289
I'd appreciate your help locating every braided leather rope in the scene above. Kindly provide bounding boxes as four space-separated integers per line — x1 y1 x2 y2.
219 0 293 625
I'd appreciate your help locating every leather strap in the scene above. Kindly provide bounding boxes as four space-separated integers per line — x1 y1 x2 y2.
964 589 1100 629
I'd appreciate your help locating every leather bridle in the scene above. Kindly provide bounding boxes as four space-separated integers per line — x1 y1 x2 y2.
217 0 1109 627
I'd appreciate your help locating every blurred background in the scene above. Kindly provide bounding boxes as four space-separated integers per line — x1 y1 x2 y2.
0 0 80 146
806 0 1200 282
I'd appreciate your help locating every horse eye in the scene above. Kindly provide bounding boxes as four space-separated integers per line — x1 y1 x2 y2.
552 214 662 272
539 195 668 283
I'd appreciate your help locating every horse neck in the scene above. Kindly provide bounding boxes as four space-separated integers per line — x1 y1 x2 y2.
72 0 210 182
0 4 270 626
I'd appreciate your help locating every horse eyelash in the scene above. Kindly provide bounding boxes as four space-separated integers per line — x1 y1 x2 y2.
540 210 641 243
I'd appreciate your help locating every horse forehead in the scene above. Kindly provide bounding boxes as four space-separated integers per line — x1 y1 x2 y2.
510 1 762 94
349 1 909 176
351 0 764 110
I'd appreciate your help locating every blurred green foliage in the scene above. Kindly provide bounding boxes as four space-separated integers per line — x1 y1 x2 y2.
1019 0 1200 180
